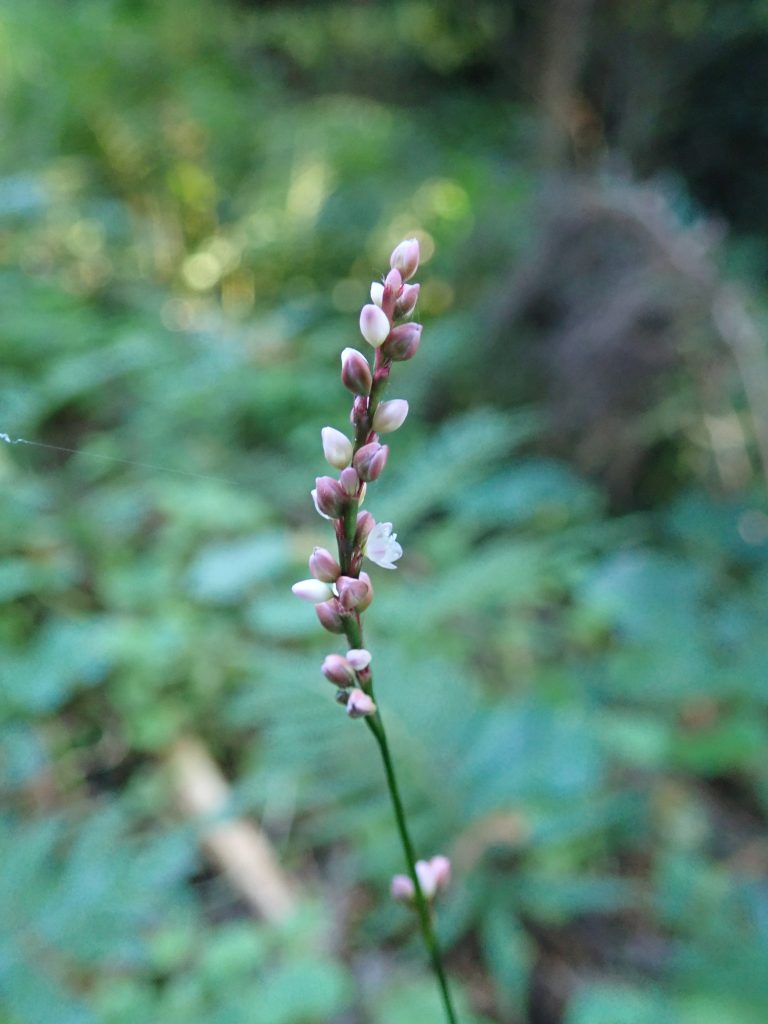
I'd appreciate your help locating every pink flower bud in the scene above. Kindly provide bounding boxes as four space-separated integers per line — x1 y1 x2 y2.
359 303 391 348
321 426 353 470
350 394 368 428
395 283 420 317
346 648 371 671
372 399 409 434
313 475 347 518
291 578 334 604
337 574 373 611
339 466 360 495
353 442 389 482
359 571 374 610
384 267 402 295
429 855 451 892
354 510 376 547
341 348 372 396
315 598 346 634
370 281 384 307
381 268 403 319
309 547 341 583
390 874 416 903
321 653 356 687
382 323 422 362
346 688 377 718
389 238 420 280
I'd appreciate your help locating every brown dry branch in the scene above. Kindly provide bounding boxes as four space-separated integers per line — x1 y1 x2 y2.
167 735 297 923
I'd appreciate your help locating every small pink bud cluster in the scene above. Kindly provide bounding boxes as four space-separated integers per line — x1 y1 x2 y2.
391 855 451 905
321 648 376 717
291 238 425 717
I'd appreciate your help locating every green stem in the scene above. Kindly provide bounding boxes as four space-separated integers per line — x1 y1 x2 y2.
340 618 458 1021
365 709 460 1024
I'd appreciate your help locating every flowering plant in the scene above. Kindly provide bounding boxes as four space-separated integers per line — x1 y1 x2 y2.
292 238 459 1021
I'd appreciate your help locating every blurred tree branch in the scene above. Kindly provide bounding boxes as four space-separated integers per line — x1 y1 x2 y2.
168 736 298 922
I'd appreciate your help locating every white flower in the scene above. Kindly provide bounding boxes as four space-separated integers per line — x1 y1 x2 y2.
364 521 402 570
370 281 384 307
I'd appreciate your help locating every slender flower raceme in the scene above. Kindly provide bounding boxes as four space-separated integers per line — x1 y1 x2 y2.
291 238 459 1022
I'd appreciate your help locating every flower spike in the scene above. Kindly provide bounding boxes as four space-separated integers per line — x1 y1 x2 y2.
292 238 458 1019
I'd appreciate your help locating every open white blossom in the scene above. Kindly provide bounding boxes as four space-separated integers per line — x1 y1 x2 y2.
364 521 402 570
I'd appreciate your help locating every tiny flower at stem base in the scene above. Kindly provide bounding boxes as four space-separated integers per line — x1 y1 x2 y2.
346 688 377 718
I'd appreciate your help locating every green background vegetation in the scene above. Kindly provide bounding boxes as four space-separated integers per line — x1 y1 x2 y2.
2 1 768 1021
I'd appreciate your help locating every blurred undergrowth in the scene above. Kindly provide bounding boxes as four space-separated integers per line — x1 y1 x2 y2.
2 1 768 1023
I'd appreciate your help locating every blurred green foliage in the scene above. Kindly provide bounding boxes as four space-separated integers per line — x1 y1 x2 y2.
2 1 768 1022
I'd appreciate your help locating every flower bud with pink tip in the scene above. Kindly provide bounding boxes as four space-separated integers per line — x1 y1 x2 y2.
372 399 408 434
355 510 376 548
353 441 389 482
415 860 438 899
337 574 373 611
321 427 353 470
346 688 377 718
313 476 347 518
341 348 372 396
381 268 403 318
395 283 420 318
321 653 356 687
390 874 416 903
292 579 334 604
358 571 374 609
350 394 368 429
390 238 420 280
428 855 451 892
346 648 372 671
315 598 346 634
339 466 360 496
359 303 391 348
382 323 422 362
384 267 402 294
309 547 341 582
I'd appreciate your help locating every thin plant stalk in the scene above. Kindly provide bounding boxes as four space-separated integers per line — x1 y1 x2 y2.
366 713 459 1024
342 597 458 1023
